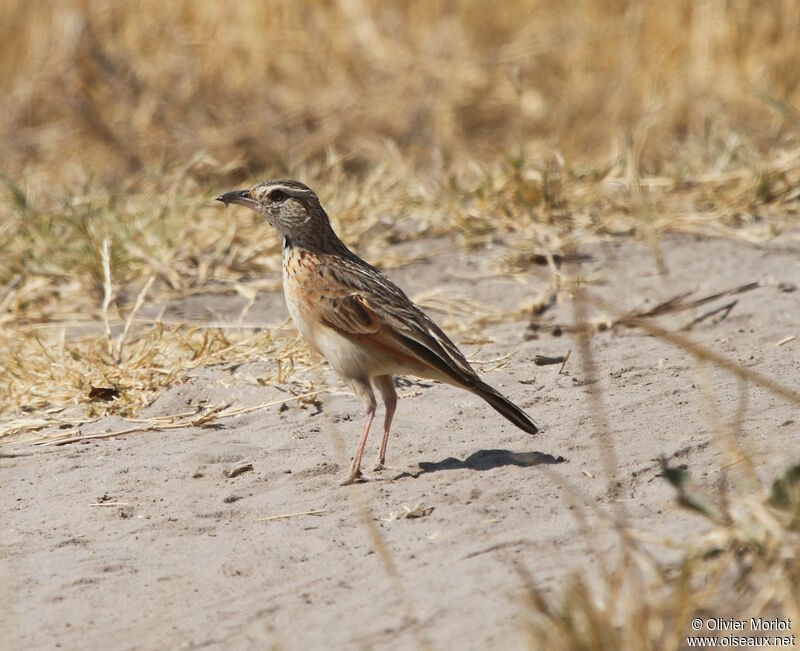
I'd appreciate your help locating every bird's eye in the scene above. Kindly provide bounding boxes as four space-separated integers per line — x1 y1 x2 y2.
268 189 287 202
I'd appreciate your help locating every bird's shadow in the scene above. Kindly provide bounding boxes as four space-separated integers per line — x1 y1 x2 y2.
394 449 566 480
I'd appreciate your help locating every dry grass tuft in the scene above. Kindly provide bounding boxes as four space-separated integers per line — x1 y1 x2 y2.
0 318 313 443
518 278 800 650
520 457 800 650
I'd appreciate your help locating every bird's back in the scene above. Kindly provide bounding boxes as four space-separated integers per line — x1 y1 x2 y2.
281 239 478 387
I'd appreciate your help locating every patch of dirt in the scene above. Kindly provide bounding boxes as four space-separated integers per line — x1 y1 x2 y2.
2 234 799 650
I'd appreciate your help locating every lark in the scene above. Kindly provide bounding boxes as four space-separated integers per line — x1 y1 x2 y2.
217 180 539 485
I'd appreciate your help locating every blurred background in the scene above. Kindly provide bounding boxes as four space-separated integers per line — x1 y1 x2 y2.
2 0 800 187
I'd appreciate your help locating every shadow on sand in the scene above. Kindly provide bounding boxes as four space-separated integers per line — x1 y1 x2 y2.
394 449 565 479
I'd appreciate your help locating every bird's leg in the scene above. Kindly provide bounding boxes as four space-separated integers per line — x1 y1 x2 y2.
341 384 377 486
373 375 397 471
340 404 375 485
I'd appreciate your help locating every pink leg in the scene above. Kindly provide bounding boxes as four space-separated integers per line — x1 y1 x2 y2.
373 375 397 471
341 383 377 485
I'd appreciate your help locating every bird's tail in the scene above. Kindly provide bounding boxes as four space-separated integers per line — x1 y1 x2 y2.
473 380 538 434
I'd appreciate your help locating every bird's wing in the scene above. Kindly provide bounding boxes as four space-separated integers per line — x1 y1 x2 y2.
314 256 478 388
318 293 382 335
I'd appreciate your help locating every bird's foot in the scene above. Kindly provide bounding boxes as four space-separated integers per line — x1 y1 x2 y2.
339 472 360 486
340 468 366 486
373 460 386 472
340 468 382 485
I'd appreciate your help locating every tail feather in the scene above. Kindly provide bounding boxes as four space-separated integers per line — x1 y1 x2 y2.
473 380 538 434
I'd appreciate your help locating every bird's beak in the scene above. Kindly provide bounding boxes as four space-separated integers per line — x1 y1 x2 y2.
216 189 257 208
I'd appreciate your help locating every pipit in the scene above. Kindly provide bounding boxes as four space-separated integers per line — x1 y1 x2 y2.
217 180 539 485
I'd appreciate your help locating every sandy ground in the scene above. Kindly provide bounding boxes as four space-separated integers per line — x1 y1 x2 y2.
2 234 799 650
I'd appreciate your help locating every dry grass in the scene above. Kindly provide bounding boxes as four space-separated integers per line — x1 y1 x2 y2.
516 278 800 649
4 1 800 181
519 455 800 650
2 1 800 648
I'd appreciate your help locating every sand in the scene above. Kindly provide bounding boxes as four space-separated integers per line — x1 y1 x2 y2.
2 234 799 650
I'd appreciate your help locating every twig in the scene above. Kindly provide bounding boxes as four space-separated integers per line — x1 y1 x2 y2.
216 389 331 418
464 538 534 559
34 390 331 446
541 282 761 335
681 299 738 330
41 425 155 446
618 282 758 326
100 238 114 357
117 274 154 363
467 350 518 365
558 349 571 374
257 508 326 522
234 282 258 328
0 450 35 458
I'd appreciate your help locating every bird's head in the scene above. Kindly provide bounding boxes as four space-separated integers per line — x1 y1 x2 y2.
216 179 330 238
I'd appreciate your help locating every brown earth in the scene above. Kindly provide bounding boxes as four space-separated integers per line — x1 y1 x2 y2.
2 234 799 650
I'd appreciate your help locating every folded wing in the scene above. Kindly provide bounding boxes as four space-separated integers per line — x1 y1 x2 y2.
314 258 479 388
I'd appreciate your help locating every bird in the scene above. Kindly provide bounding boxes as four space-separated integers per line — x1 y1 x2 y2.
216 180 539 485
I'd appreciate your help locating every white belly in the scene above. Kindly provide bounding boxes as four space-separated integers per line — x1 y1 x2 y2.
283 285 404 382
